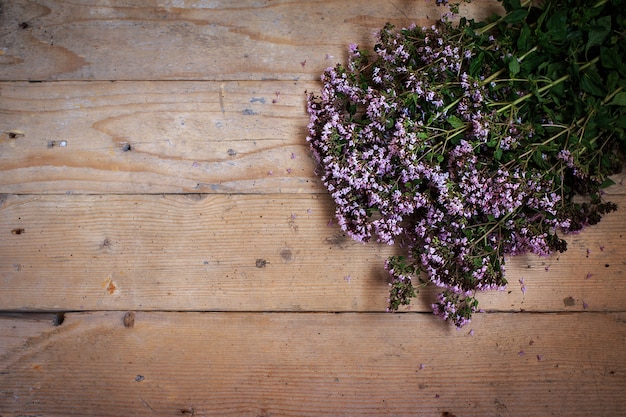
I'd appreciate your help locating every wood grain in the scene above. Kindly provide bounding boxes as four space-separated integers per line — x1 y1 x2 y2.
0 80 320 194
0 0 503 81
1 311 625 416
2 1 626 416
1 193 624 313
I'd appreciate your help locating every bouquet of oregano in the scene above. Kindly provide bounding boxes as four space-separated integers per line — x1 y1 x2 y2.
306 0 626 326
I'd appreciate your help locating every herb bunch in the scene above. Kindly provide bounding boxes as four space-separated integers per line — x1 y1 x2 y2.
306 0 626 326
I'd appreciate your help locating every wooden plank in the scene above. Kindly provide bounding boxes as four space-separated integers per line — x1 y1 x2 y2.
1 311 625 416
0 0 504 81
0 313 61 355
2 80 625 195
1 193 624 313
0 80 321 194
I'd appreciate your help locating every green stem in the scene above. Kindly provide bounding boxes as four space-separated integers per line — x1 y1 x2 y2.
504 117 584 168
496 56 600 115
441 97 462 115
475 0 533 36
469 211 515 251
603 86 624 105
482 46 538 86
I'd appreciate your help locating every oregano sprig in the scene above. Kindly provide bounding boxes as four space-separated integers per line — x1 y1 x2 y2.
307 0 625 326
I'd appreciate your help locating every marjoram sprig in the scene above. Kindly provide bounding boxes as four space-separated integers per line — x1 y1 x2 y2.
307 0 625 326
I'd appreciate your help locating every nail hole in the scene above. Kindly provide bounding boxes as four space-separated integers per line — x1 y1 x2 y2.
11 228 25 235
6 131 25 139
19 22 30 29
122 143 132 152
53 312 65 326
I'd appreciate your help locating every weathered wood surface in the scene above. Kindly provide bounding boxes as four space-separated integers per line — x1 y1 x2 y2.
1 311 626 417
0 193 625 313
0 80 319 194
1 0 626 415
0 0 502 81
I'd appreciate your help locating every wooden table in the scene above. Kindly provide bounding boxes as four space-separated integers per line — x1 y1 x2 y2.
1 1 625 415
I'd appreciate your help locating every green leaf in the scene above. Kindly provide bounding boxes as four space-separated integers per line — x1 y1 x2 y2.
601 46 626 78
607 71 619 92
494 147 503 161
601 46 619 69
347 102 357 116
504 9 529 24
508 58 520 76
586 16 611 54
608 92 626 106
469 52 484 77
580 70 606 97
517 24 531 52
546 10 568 42
447 115 465 129
551 80 565 98
520 53 545 73
503 0 522 11
599 177 616 188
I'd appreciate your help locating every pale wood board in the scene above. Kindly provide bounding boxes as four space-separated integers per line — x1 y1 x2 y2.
1 193 624 313
1 311 625 417
0 80 319 194
0 0 503 81
1 0 626 415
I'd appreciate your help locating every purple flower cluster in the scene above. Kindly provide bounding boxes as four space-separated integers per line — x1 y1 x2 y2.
307 20 618 326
